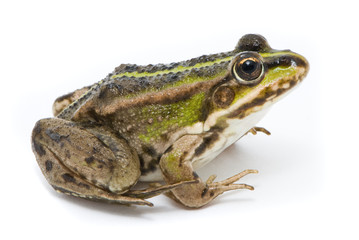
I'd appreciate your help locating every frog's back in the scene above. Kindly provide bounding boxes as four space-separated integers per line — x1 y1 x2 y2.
103 50 235 96
55 50 237 122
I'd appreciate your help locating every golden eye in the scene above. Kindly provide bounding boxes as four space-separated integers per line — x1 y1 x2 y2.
231 52 265 85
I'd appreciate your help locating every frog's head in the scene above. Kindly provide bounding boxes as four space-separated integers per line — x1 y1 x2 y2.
204 34 309 131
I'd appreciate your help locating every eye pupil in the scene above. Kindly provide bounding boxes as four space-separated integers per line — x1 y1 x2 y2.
241 60 257 74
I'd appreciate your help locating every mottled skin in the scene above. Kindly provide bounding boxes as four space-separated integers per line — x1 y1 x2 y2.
32 34 309 208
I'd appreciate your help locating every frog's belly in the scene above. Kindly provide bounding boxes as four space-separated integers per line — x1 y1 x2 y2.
191 108 270 170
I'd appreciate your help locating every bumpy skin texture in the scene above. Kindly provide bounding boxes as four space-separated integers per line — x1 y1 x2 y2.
32 34 309 208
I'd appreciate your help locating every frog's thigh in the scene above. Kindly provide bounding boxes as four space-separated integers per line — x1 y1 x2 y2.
32 118 148 205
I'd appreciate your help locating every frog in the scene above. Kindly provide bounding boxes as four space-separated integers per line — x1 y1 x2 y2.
31 34 309 208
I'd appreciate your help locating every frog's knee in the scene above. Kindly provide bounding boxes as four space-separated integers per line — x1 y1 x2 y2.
32 118 54 157
32 118 49 140
32 118 73 155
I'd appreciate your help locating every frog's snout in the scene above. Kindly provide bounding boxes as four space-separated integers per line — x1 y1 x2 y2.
265 50 309 82
288 52 310 80
295 54 309 72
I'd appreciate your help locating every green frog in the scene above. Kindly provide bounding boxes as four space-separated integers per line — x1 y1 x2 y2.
31 34 309 208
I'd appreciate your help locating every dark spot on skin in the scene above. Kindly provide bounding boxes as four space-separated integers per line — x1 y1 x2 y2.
141 159 158 174
85 156 94 164
32 140 46 157
114 64 137 73
78 182 91 189
32 123 42 135
194 132 219 157
142 145 157 158
266 55 292 69
95 158 106 166
45 160 53 171
45 129 68 143
78 173 86 179
98 90 106 99
62 173 76 183
92 147 98 154
91 179 98 185
160 133 169 142
65 150 71 159
148 160 157 171
178 151 188 167
201 187 208 198
231 97 267 119
138 155 145 169
276 88 286 96
45 130 61 142
194 140 209 157
209 125 225 132
210 191 214 197
65 121 77 128
98 165 103 169
192 171 199 179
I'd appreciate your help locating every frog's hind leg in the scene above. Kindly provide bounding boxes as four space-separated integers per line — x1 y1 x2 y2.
34 144 152 206
31 118 152 206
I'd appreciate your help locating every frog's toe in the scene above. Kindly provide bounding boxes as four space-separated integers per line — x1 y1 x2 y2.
246 127 271 136
210 169 258 186
202 169 258 198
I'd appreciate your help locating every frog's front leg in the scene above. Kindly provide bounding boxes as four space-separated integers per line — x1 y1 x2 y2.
159 134 257 208
246 126 271 136
32 118 153 206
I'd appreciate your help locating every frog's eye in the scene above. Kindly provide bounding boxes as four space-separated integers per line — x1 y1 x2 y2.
231 52 265 85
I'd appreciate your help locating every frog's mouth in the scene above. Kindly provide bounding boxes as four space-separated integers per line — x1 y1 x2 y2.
227 52 309 120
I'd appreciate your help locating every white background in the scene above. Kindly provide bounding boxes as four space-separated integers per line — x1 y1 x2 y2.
1 0 358 239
